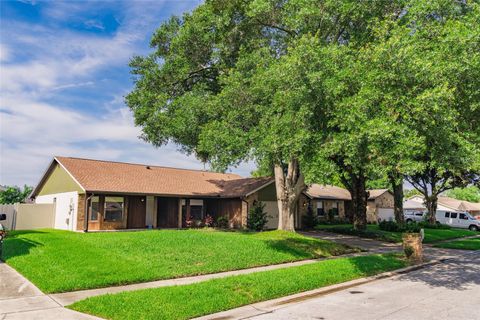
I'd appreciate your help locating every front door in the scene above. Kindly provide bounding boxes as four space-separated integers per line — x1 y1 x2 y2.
127 196 146 228
157 197 179 228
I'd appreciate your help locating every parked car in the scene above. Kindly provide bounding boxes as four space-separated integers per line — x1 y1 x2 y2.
404 211 426 223
404 210 480 231
437 211 480 231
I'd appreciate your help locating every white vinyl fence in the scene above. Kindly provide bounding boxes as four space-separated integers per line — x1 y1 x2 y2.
0 203 55 230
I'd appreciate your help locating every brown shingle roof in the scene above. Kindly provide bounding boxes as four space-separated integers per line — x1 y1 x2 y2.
305 184 351 200
437 196 480 212
52 157 273 198
368 189 391 200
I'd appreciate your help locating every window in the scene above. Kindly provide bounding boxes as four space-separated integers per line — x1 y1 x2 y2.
460 213 468 220
415 213 423 217
450 212 458 219
89 196 100 221
190 199 204 220
332 201 340 216
104 197 124 221
182 199 204 220
316 201 325 216
445 212 450 218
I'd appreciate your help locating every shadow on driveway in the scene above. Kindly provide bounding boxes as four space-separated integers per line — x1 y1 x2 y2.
397 250 480 291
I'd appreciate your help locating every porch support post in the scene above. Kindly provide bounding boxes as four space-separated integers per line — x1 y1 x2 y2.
177 199 182 228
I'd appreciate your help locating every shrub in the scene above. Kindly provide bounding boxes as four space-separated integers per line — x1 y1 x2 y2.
247 201 269 231
317 219 351 225
185 217 194 228
379 221 421 233
379 221 400 232
327 208 335 222
404 245 414 258
204 215 214 227
216 216 229 229
403 223 421 233
302 206 317 230
418 221 451 229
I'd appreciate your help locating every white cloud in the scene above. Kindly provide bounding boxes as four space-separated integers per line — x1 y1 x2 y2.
0 43 11 62
0 1 254 187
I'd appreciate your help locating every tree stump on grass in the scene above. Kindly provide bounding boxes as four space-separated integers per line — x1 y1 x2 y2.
402 232 423 264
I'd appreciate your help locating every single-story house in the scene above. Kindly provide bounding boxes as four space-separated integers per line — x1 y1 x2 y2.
300 184 352 222
407 195 480 217
298 185 395 224
366 189 394 222
31 157 278 231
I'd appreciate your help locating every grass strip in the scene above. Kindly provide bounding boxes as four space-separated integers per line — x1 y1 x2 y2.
316 224 476 243
69 254 406 320
433 237 480 250
3 229 356 293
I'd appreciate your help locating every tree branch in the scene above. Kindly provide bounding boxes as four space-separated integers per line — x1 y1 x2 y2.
254 18 297 37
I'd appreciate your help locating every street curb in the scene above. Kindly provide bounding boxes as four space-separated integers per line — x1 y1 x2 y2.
193 256 457 320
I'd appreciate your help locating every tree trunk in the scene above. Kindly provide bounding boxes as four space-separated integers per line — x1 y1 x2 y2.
350 174 367 231
274 158 305 231
389 173 404 225
424 195 438 224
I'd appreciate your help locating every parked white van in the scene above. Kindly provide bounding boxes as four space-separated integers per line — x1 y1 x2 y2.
404 210 480 231
437 211 480 231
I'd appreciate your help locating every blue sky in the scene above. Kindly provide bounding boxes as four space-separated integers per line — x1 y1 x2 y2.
0 0 255 186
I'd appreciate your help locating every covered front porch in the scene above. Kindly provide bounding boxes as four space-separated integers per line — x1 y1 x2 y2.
81 194 245 231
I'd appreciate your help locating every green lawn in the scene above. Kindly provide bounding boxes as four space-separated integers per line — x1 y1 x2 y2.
316 224 477 243
69 254 406 320
3 229 356 293
434 237 480 250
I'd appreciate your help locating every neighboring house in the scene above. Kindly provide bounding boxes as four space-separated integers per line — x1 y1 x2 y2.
366 189 394 222
298 185 395 224
408 195 480 217
31 157 277 231
300 184 351 222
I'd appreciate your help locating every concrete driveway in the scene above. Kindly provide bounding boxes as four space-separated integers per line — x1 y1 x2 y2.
248 250 480 320
0 262 101 320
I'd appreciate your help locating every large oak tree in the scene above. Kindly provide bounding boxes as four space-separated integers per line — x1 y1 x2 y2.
126 0 404 230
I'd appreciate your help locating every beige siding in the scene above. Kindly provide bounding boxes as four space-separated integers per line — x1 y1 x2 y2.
38 164 83 196
367 191 394 222
14 203 55 230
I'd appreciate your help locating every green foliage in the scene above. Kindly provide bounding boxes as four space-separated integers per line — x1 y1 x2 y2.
403 246 414 258
403 223 421 234
445 186 480 203
379 221 421 233
215 216 229 229
316 224 475 243
417 221 451 230
247 201 269 231
0 185 32 204
301 205 317 230
4 229 353 293
127 0 480 229
404 189 421 199
379 221 401 232
69 254 405 320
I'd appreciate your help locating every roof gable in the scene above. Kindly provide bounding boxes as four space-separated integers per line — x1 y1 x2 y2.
368 189 392 200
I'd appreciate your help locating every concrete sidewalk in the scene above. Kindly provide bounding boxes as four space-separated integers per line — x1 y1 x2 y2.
0 262 101 320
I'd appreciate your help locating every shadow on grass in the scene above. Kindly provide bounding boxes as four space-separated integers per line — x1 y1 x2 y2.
264 237 355 259
2 230 44 261
396 251 480 290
